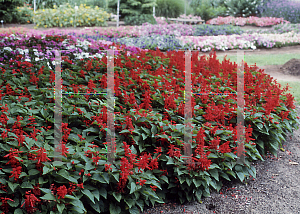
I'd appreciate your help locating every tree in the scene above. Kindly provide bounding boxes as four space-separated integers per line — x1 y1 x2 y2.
0 0 24 23
108 0 156 20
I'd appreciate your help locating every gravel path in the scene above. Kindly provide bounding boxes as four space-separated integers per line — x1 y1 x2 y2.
142 105 300 214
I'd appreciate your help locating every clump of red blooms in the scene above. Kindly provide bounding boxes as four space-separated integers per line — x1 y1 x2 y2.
0 40 299 213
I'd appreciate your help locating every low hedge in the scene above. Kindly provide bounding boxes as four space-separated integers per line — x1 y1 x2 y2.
33 3 111 28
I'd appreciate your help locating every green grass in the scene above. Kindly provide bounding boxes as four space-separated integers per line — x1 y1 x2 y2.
199 52 300 106
214 53 300 67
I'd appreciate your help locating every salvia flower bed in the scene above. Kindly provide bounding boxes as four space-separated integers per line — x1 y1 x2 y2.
0 33 299 214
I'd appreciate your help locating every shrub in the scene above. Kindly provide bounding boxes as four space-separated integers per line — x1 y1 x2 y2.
223 0 263 18
33 3 111 28
154 0 185 18
108 0 156 20
124 14 157 26
257 0 300 24
15 4 34 24
0 0 24 23
192 0 227 22
0 33 299 214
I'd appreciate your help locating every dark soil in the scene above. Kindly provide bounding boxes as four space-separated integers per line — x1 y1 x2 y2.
280 58 300 76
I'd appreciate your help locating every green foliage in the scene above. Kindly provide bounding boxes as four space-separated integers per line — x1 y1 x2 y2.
14 4 34 24
0 0 24 23
223 0 263 18
33 3 110 28
24 0 65 9
124 14 157 26
154 0 185 18
108 0 156 20
192 0 227 22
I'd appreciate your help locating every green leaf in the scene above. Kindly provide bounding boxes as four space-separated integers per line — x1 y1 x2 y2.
160 175 168 184
43 166 54 175
215 129 225 135
52 161 65 167
39 177 48 185
28 169 40 176
14 208 23 214
186 177 192 186
40 193 56 201
235 165 243 172
220 172 231 181
109 203 121 214
195 189 202 201
135 199 144 212
248 165 256 178
113 192 122 202
82 189 95 204
129 206 140 214
207 153 219 159
64 194 76 200
226 170 236 179
39 188 52 194
21 182 33 189
129 182 137 194
141 133 147 140
141 127 150 135
70 199 86 213
256 123 263 130
112 172 119 182
209 169 219 181
166 156 174 165
224 152 236 160
151 124 157 137
99 187 107 199
57 203 65 213
90 199 101 212
58 169 78 183
7 181 19 192
208 163 221 169
7 198 19 207
85 136 98 143
125 198 136 209
236 171 245 182
92 189 100 201
193 179 202 188
40 108 49 119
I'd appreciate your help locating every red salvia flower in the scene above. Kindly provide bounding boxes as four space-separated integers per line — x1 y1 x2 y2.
218 141 231 154
56 185 68 199
9 166 22 182
135 153 151 173
34 147 51 164
136 179 146 186
21 191 40 213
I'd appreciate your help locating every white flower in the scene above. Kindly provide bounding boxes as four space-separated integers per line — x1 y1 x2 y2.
3 47 12 52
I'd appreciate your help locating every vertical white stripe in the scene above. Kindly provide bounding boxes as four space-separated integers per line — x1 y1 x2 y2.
54 50 63 162
184 50 193 165
236 50 245 165
107 49 116 163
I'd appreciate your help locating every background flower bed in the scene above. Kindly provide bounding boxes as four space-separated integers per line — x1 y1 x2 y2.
33 3 111 28
0 33 299 213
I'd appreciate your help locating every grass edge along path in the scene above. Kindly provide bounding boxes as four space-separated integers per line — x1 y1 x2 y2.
206 52 300 106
